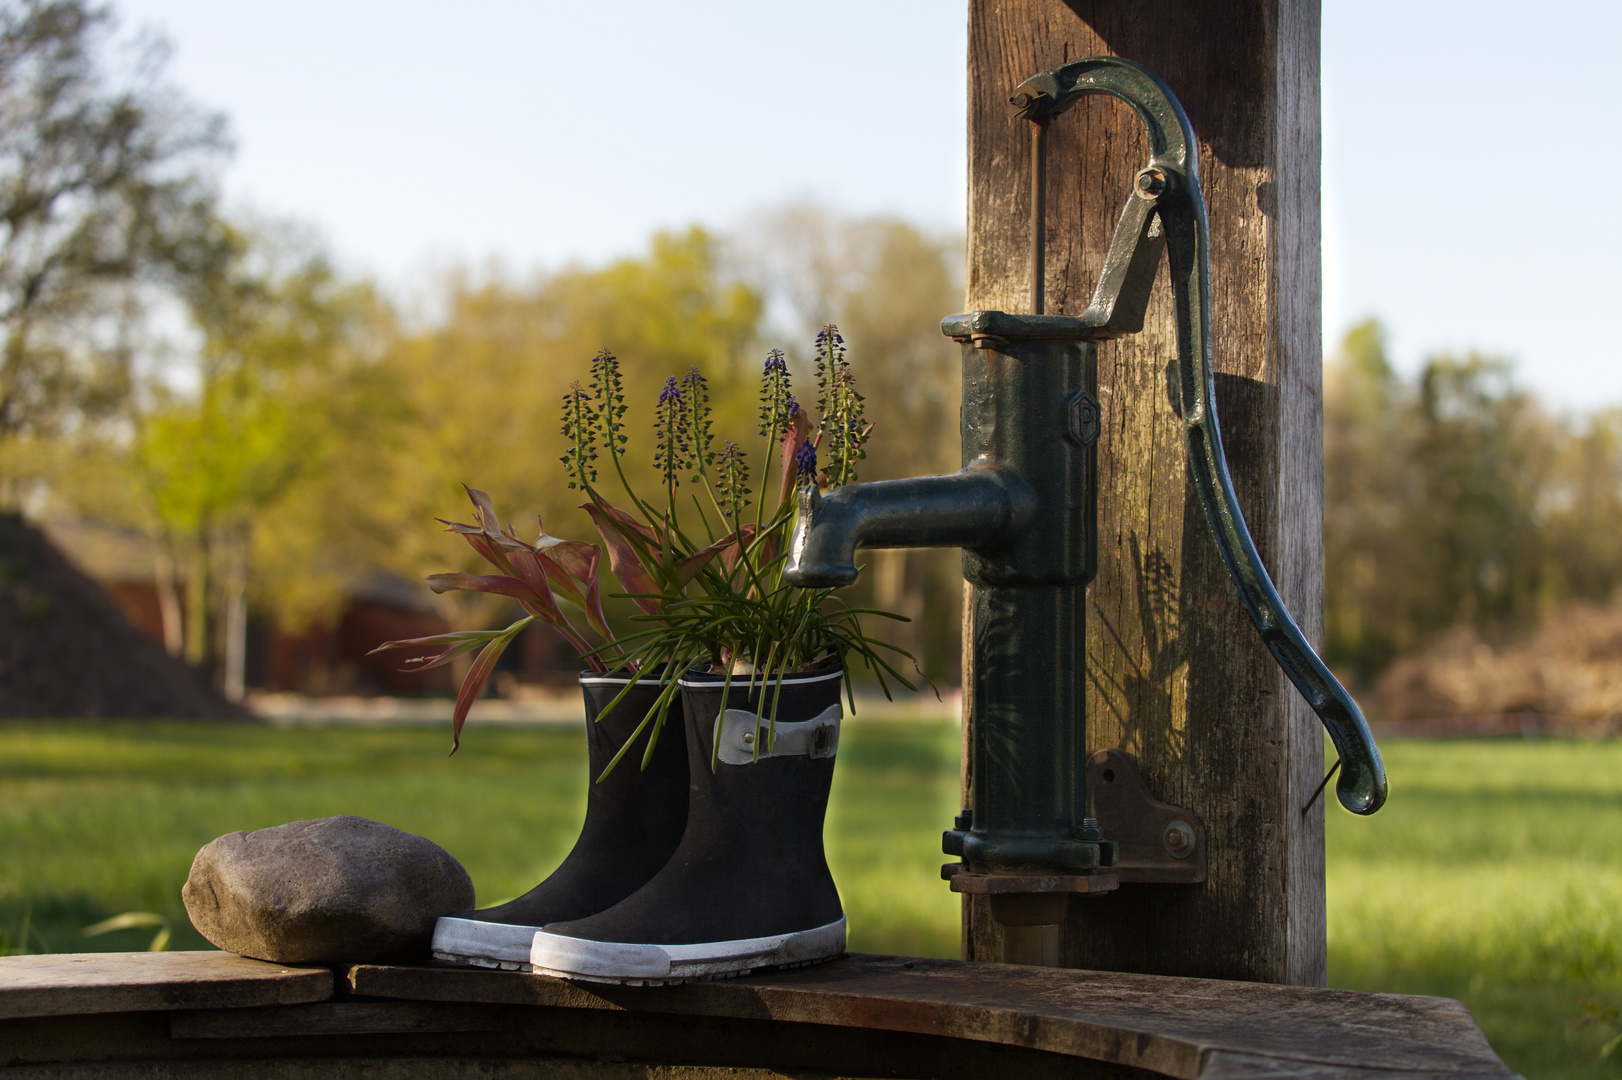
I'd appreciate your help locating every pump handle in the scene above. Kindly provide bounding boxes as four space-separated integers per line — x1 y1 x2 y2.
1014 57 1387 815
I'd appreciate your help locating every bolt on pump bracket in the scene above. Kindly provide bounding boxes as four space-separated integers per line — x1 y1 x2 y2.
784 56 1386 940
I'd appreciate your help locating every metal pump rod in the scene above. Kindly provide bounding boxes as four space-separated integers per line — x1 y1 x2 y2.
1029 117 1050 315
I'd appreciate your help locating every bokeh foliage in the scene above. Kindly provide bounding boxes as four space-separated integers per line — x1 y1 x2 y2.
1325 319 1622 686
18 209 969 687
0 0 225 474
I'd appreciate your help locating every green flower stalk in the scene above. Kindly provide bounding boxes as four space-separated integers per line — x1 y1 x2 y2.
813 324 869 488
759 349 792 441
813 326 841 432
653 375 690 498
757 350 799 527
560 381 598 489
716 440 750 521
680 365 714 484
589 349 628 463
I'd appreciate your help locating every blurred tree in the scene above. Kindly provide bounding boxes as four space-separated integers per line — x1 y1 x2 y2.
1321 319 1611 686
346 226 763 639
1323 319 1410 681
132 221 385 699
0 0 224 499
1541 409 1622 602
1408 354 1557 632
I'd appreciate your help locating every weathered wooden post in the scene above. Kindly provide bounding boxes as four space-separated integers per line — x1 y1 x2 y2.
961 0 1330 984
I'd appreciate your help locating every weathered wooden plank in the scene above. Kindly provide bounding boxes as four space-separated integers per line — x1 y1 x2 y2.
0 952 332 1020
1198 1052 1510 1080
169 1001 505 1039
0 1061 829 1079
0 952 1507 1079
345 955 1511 1080
2 971 1148 1079
962 0 1328 984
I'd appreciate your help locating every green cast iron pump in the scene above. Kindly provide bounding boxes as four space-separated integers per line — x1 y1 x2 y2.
784 57 1385 902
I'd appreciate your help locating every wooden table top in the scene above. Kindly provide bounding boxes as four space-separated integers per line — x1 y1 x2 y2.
0 951 1513 1079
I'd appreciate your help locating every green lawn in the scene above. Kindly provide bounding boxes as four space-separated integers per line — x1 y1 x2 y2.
0 719 965 960
1327 738 1622 1079
2 721 1619 1079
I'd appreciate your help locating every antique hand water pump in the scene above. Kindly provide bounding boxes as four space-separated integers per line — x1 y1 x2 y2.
785 56 1386 958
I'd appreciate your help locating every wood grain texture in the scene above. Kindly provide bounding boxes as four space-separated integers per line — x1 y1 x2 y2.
0 1059 836 1079
0 953 1506 1078
169 1001 506 1038
961 0 1328 984
5 994 1152 1080
0 952 332 1020
344 955 1510 1080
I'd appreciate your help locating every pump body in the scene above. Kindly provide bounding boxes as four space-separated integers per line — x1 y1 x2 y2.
952 333 1103 874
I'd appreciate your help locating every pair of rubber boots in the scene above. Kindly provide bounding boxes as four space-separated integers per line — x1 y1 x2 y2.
431 667 846 984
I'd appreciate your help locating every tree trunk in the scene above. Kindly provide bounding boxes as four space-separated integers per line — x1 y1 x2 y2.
151 531 185 658
962 0 1327 985
871 549 926 669
184 534 211 671
221 527 249 704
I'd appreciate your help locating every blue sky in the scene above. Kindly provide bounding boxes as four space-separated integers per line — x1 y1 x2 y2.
117 1 1621 411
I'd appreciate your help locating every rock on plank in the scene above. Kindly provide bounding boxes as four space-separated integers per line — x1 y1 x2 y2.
183 816 474 963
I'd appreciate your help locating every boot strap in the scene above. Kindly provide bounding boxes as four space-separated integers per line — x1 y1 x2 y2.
717 704 841 765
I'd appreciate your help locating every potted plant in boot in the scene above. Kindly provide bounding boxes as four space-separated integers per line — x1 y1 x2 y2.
529 326 917 983
382 326 916 979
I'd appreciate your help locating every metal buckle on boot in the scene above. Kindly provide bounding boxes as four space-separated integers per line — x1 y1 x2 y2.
718 704 841 765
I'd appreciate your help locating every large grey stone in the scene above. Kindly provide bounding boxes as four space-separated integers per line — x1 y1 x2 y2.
183 815 474 963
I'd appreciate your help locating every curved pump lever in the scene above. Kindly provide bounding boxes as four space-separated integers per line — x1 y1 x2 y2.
1015 57 1387 815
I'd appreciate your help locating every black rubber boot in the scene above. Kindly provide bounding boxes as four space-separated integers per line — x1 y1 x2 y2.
431 671 688 969
530 666 846 984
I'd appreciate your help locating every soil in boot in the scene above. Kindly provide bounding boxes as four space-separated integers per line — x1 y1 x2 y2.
530 666 845 984
432 671 687 969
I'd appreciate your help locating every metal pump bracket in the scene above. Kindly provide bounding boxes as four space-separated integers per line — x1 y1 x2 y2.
784 57 1386 945
1087 749 1206 884
943 749 1206 896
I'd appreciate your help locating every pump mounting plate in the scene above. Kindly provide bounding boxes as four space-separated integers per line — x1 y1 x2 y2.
940 863 1121 896
1088 748 1207 884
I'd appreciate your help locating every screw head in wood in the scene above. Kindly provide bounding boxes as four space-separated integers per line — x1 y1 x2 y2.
1163 820 1195 859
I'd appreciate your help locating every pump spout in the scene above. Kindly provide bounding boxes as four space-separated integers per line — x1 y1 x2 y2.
784 463 1034 588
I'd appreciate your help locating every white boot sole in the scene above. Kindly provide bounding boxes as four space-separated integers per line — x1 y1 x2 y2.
431 915 544 971
529 916 846 985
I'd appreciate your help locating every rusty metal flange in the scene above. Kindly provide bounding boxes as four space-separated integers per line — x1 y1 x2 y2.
1088 748 1207 885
